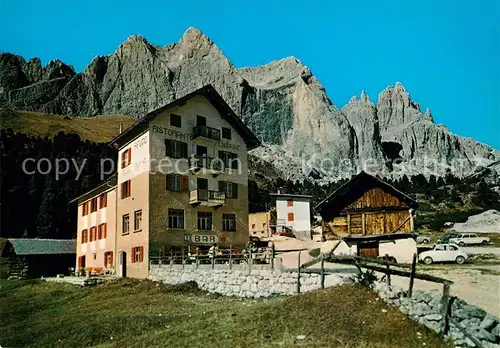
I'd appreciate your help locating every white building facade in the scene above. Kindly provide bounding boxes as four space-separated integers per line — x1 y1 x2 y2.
270 193 312 233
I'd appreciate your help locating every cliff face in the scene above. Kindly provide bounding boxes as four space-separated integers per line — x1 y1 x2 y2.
0 27 497 181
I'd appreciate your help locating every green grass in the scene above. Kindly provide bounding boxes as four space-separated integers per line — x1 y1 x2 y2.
0 108 135 143
0 279 451 348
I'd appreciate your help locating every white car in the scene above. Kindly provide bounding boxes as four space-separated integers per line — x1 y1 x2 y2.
418 243 468 265
416 235 431 244
449 233 490 246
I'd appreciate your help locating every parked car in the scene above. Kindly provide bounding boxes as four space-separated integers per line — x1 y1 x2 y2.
418 243 468 265
416 235 431 244
449 233 490 246
437 232 458 244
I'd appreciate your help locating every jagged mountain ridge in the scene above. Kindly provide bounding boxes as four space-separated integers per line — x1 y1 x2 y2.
1 27 498 182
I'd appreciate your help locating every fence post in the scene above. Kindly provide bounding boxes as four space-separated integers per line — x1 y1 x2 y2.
158 249 162 268
196 254 199 269
170 250 173 268
385 254 391 287
248 248 252 271
211 252 215 270
408 253 417 298
320 256 325 289
271 243 275 272
297 250 301 294
181 248 185 270
440 282 452 337
229 244 233 270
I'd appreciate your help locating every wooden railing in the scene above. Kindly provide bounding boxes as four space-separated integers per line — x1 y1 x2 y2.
193 125 221 141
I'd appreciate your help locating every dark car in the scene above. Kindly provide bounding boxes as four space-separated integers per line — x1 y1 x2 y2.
437 232 458 244
249 236 269 248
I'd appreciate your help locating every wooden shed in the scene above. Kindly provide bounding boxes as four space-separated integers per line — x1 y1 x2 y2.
0 238 76 279
316 172 418 240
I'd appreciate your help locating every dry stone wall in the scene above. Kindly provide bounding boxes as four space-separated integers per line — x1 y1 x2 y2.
374 281 500 348
149 264 349 298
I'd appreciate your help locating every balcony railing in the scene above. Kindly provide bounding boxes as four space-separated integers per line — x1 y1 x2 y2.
189 189 226 207
189 156 223 173
193 125 221 141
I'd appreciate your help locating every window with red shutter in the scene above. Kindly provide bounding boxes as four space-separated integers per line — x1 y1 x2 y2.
82 202 89 216
139 246 144 262
99 193 107 208
182 176 189 191
121 180 131 199
103 223 107 238
131 248 135 263
81 229 87 243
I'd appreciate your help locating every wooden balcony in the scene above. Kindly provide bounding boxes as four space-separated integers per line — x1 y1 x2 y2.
192 125 221 141
189 156 224 175
189 189 226 207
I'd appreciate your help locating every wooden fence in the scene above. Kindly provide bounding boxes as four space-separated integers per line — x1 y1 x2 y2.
299 251 483 347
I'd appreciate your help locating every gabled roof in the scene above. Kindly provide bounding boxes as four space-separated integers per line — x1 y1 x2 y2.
7 238 76 255
108 84 261 150
69 174 117 205
269 193 312 199
315 171 418 215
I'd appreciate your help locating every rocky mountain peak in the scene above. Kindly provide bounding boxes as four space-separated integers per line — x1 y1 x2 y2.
0 28 497 181
422 108 434 122
360 90 371 104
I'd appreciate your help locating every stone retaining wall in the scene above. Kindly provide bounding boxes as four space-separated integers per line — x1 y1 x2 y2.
149 265 349 298
374 282 500 348
149 264 499 347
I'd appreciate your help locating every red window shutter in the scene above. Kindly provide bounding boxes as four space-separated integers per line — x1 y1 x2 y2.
110 251 113 266
128 180 131 195
103 194 107 207
104 252 107 266
139 246 144 262
128 148 131 164
121 152 125 168
131 248 135 263
182 176 189 191
104 223 107 238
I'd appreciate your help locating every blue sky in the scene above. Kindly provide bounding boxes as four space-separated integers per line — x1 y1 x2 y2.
1 0 499 148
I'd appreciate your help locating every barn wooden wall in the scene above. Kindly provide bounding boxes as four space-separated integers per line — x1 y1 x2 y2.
323 187 413 238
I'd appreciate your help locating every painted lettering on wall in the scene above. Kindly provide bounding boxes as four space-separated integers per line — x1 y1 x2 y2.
134 134 148 149
184 234 219 244
152 125 190 141
218 141 240 151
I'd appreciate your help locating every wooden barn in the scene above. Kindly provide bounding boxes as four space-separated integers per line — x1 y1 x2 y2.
0 238 76 279
316 172 419 262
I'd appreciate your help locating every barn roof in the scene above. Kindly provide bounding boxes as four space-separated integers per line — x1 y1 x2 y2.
108 84 261 150
7 239 76 255
315 171 418 215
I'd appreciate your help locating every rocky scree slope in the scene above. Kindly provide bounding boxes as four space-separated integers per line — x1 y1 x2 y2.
1 27 498 182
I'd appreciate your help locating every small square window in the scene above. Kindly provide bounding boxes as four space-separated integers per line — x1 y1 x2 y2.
288 213 294 222
222 213 236 232
122 214 130 234
134 210 142 231
287 200 293 207
170 114 182 128
222 127 231 140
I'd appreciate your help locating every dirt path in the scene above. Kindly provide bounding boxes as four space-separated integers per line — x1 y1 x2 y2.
389 269 500 317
